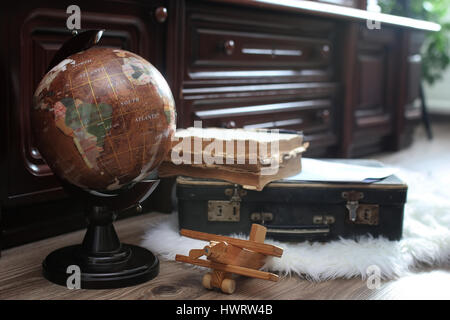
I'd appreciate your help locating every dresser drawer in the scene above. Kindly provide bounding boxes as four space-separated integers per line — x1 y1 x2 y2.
191 27 333 69
194 98 333 134
183 80 338 129
185 3 337 83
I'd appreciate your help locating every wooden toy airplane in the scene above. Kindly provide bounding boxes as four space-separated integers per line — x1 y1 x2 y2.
175 224 283 294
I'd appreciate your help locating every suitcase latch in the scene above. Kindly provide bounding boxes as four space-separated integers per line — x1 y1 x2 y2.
207 185 243 222
342 191 364 222
342 191 379 225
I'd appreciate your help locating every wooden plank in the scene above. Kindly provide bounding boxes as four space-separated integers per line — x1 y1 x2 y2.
180 229 283 257
175 255 279 282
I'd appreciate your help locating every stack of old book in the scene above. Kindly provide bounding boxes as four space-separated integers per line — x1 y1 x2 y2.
158 127 308 190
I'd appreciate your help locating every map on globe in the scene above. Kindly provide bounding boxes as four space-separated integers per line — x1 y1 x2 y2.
32 47 176 192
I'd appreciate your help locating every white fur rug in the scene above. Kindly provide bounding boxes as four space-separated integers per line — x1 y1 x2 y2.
141 169 450 281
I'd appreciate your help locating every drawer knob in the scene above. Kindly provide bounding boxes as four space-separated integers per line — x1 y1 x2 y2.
155 7 168 23
317 109 330 123
221 120 236 128
223 40 235 56
31 147 42 159
321 44 331 57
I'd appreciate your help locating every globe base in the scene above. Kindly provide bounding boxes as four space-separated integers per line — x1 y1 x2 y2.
42 200 160 289
43 243 159 289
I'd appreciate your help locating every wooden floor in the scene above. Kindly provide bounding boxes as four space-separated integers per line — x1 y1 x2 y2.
1 212 450 300
1 123 450 300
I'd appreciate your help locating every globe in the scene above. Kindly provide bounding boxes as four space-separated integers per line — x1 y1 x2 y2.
32 47 176 192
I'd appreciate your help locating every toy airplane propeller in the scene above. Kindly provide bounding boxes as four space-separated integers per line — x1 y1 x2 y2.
175 224 283 294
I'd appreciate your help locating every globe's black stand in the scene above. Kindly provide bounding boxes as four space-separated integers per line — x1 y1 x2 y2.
43 180 160 289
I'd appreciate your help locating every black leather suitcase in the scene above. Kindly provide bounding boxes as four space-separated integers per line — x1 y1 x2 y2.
176 160 407 241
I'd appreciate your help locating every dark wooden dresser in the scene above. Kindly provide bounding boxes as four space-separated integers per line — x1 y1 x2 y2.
0 0 439 251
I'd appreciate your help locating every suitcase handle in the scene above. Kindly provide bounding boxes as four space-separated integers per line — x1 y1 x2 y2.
264 225 330 236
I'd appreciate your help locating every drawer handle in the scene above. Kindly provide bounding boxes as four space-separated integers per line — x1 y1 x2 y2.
223 40 235 56
155 7 168 23
242 48 303 57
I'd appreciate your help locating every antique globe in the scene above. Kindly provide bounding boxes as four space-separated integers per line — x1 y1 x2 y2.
33 31 176 289
32 46 176 193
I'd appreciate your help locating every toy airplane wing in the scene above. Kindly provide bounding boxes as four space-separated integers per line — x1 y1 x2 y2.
175 254 279 282
180 228 283 257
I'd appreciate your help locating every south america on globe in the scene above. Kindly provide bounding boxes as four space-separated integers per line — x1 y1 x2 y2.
32 47 176 192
